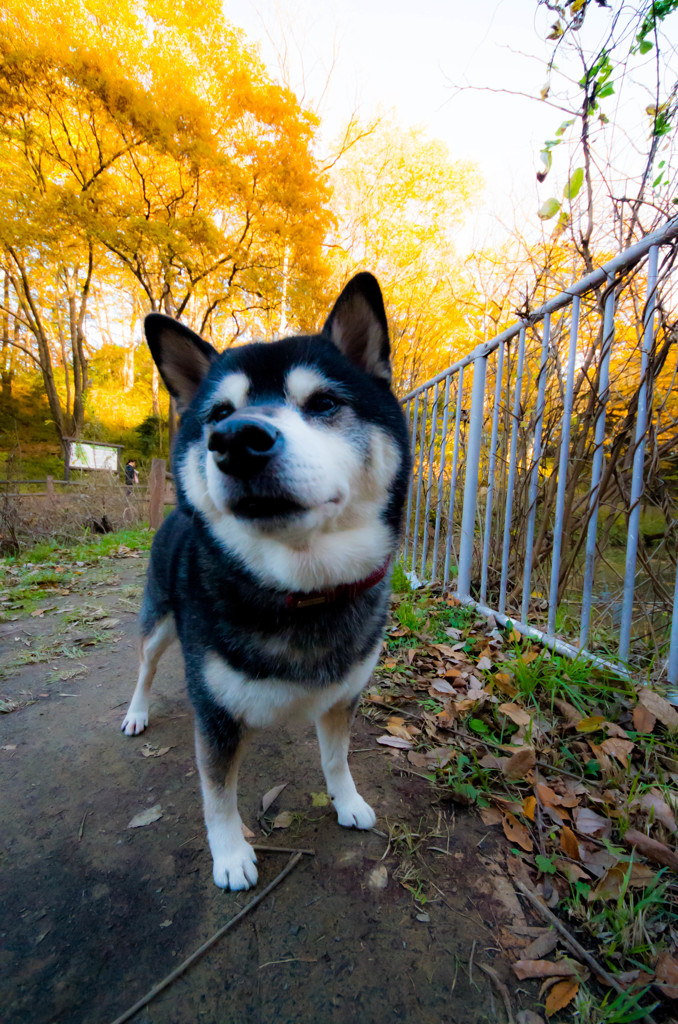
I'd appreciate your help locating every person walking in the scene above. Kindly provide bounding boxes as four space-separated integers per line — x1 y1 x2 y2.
124 459 138 491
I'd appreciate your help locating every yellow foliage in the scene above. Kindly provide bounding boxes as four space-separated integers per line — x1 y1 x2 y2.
329 118 483 395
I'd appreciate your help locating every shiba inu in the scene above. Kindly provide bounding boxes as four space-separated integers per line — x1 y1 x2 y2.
121 273 410 890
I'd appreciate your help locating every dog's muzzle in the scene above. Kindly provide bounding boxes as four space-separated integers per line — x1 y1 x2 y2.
208 415 282 480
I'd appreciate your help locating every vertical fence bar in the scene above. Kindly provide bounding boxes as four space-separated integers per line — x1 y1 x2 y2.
457 355 488 599
579 281 616 649
420 383 440 580
403 395 419 564
548 296 581 636
481 341 506 604
619 245 659 663
431 375 452 579
443 368 465 585
521 315 551 623
410 390 429 575
499 328 527 614
668 567 678 688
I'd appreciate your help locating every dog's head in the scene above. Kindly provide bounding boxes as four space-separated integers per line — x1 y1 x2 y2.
145 274 410 590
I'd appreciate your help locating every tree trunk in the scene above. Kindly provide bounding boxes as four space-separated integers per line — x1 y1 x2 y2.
6 247 66 443
1 272 10 401
57 309 72 423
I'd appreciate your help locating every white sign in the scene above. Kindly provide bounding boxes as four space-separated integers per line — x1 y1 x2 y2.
69 442 118 472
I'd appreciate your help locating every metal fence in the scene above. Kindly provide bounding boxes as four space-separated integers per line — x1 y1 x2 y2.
402 216 678 686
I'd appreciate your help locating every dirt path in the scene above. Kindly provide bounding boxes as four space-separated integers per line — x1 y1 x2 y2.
1 554 537 1024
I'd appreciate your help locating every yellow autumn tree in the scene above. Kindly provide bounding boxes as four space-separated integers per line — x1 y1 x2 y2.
330 119 483 395
0 0 333 444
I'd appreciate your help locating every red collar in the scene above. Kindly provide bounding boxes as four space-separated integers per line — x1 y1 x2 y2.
285 557 392 609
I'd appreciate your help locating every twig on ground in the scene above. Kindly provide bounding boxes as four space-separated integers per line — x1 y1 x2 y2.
77 811 88 842
108 851 304 1024
252 845 315 856
468 938 477 985
477 963 515 1024
514 880 657 1024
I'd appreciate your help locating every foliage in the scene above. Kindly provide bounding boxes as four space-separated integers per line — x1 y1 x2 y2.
0 0 332 445
330 119 483 395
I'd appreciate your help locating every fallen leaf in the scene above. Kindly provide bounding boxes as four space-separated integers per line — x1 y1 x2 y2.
261 782 288 812
310 791 332 807
516 1013 546 1024
376 735 413 749
545 977 579 1016
638 689 678 730
513 959 582 980
536 783 562 808
502 812 533 852
522 795 537 821
554 699 581 727
432 643 459 658
503 747 536 781
431 679 455 694
479 753 508 770
654 951 678 999
600 737 635 764
589 865 628 901
386 723 416 741
494 672 518 697
499 703 532 727
272 811 294 829
140 743 172 758
127 804 162 828
480 806 503 826
623 828 678 872
476 656 493 671
367 864 388 890
523 929 559 959
603 722 629 739
633 789 677 831
241 823 255 839
407 747 452 769
573 807 611 838
554 859 591 883
575 716 605 733
159 919 172 928
633 704 656 733
560 825 580 860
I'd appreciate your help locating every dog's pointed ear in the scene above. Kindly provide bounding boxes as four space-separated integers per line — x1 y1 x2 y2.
322 273 391 382
144 314 218 413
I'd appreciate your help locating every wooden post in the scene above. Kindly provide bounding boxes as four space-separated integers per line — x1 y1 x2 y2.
46 475 55 498
148 458 166 530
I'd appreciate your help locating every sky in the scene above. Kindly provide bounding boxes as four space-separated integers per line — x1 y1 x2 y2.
223 0 563 248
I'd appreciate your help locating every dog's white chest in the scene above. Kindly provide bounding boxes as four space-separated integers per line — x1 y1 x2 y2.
203 648 377 728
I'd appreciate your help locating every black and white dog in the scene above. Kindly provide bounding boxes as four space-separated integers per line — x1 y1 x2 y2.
121 273 410 890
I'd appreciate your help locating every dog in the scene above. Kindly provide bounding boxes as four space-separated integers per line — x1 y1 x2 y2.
121 273 411 890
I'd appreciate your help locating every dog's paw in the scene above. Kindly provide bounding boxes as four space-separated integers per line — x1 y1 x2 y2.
121 710 149 736
212 843 258 891
334 793 376 830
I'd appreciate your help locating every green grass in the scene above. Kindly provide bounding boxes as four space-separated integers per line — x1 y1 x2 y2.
1 525 153 567
0 525 153 620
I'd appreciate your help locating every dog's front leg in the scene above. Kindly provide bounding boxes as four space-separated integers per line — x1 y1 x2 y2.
194 723 258 890
316 698 377 830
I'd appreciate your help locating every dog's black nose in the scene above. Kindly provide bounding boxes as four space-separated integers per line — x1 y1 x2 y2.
208 417 282 478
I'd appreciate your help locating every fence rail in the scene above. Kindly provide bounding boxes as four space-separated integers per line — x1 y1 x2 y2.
402 216 678 688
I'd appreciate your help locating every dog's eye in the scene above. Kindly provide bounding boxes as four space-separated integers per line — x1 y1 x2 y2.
304 392 341 416
208 402 234 423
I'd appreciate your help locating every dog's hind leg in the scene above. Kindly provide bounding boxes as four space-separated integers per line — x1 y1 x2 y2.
121 615 176 736
194 723 258 890
316 696 377 831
